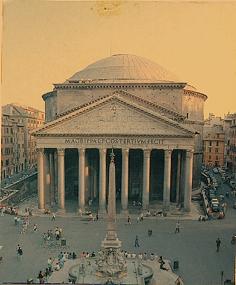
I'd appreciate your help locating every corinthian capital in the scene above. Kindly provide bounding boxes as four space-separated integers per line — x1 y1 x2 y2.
164 149 172 158
57 148 65 156
143 149 151 158
186 149 194 158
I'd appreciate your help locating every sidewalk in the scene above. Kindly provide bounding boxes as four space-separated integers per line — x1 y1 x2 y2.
16 195 203 221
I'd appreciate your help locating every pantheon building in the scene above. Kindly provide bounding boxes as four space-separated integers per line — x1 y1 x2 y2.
33 54 207 213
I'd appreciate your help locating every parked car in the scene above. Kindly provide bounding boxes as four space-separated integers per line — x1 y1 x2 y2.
211 198 219 204
211 203 220 212
233 201 236 209
219 194 224 201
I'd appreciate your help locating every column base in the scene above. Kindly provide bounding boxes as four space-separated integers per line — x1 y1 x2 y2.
120 209 129 216
77 208 85 216
183 207 191 213
162 203 170 212
57 208 66 215
98 208 107 216
142 205 149 211
38 208 45 213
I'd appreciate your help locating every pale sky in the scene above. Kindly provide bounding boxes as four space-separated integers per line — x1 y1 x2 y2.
2 0 236 118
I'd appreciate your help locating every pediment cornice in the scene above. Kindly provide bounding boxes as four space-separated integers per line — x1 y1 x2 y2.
33 94 194 137
56 89 185 122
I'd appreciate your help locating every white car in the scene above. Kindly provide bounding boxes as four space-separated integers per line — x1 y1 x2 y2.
211 198 219 205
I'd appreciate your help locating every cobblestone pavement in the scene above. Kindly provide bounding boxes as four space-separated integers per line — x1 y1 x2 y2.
0 177 235 285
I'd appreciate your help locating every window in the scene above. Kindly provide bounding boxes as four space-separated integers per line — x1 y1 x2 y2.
215 148 218 153
216 141 219 146
216 156 218 160
209 141 212 146
209 148 211 153
217 134 219 138
209 155 211 160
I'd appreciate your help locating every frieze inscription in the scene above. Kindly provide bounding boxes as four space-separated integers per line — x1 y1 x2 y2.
65 137 164 145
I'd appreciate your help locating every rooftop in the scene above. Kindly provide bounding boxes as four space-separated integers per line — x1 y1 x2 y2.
67 54 181 84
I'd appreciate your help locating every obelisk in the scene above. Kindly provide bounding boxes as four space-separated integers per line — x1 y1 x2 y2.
101 149 121 249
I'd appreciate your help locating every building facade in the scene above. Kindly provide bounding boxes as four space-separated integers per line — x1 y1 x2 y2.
1 104 45 180
33 54 207 213
228 114 236 177
203 125 225 167
1 113 25 179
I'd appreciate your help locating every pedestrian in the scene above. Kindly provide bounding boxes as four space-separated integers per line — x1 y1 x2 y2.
47 257 53 270
33 224 38 232
216 238 221 252
134 235 140 247
127 216 131 224
14 216 18 225
140 213 144 221
55 227 60 240
136 216 140 223
148 229 152 236
96 213 99 221
59 227 63 238
37 271 44 284
17 245 23 259
1 207 5 216
51 212 56 221
175 221 180 234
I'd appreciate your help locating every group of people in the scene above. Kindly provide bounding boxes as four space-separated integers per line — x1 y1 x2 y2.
79 251 96 258
1 205 18 216
14 215 31 234
35 251 78 284
42 226 63 243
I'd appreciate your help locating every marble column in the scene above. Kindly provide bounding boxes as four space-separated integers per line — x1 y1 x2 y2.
37 148 45 209
44 151 50 205
99 148 107 212
78 148 85 211
121 148 129 212
142 149 151 209
184 150 194 212
57 148 65 211
163 149 172 210
54 152 58 204
175 151 181 204
49 152 55 206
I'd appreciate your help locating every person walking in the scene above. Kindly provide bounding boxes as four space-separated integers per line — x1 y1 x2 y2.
51 212 56 221
17 245 23 259
33 224 38 232
134 235 140 247
175 221 180 234
216 238 221 252
96 213 99 221
127 216 131 225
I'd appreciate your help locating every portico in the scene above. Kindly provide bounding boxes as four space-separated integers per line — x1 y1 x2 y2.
36 134 194 213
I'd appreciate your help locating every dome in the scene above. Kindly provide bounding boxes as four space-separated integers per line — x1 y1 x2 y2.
67 54 180 83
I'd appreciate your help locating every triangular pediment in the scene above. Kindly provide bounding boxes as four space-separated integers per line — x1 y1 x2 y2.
34 96 194 137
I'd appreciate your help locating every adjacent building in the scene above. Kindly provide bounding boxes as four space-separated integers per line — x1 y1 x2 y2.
228 114 236 177
1 113 25 179
203 113 236 173
203 127 225 167
1 104 45 180
33 54 207 213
